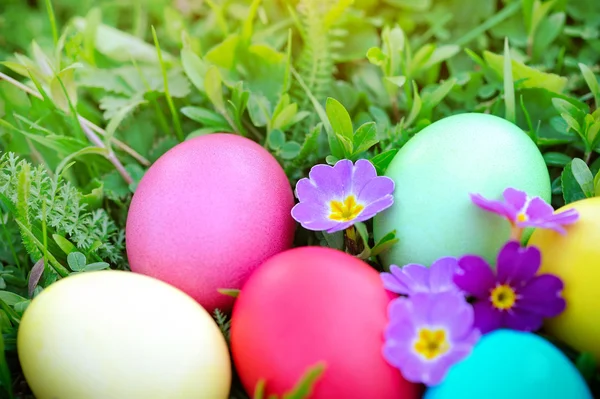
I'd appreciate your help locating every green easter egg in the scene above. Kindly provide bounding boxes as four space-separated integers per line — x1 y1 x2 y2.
373 113 551 269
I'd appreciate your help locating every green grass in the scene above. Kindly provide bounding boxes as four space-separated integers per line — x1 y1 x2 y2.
1 0 600 397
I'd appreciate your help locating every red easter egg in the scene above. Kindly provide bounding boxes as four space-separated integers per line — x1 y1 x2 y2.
230 246 420 399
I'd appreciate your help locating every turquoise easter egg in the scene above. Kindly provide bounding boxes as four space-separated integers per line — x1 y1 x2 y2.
424 330 592 399
373 113 550 268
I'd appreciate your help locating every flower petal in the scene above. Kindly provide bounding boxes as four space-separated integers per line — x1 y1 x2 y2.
428 292 475 339
381 264 429 296
306 164 344 199
519 220 567 235
351 159 378 195
326 220 355 233
504 308 544 332
357 176 395 205
496 241 541 285
548 208 579 224
429 257 461 294
290 202 335 229
454 255 496 298
503 188 528 210
517 274 566 317
472 300 502 334
294 177 328 204
331 159 354 198
469 193 513 219
524 196 554 220
354 195 394 222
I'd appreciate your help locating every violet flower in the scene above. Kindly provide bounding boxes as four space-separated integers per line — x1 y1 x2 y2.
381 257 461 296
383 292 480 386
470 187 579 235
291 159 395 233
453 241 566 334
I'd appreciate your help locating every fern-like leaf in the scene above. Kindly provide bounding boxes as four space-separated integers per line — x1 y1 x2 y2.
0 153 124 265
291 0 349 138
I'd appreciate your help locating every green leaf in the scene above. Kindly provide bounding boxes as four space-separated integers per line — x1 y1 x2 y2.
205 66 225 112
404 81 422 127
408 44 435 77
595 169 600 196
579 63 600 109
0 318 14 399
370 149 398 175
267 129 286 149
326 98 353 141
421 77 457 111
370 230 399 258
367 47 386 66
422 45 460 70
217 288 240 298
280 141 302 160
297 124 322 162
385 76 406 88
272 103 299 131
483 51 568 93
181 47 208 93
67 252 87 272
247 94 271 128
352 122 379 155
52 234 76 255
575 352 597 382
181 107 228 127
84 262 110 272
0 292 27 306
562 161 588 204
282 362 327 399
543 152 572 167
50 67 78 112
571 158 595 197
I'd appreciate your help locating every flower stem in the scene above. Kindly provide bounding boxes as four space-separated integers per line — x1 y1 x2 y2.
509 225 523 242
344 225 361 255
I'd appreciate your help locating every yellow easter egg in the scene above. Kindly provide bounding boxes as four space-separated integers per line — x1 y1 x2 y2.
17 270 231 399
528 197 600 361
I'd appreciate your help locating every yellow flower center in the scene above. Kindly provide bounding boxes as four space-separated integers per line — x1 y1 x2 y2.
490 284 517 310
516 212 528 222
413 328 450 360
329 195 364 222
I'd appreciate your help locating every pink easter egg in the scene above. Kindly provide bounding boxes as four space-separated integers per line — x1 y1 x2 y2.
230 246 420 399
125 133 296 313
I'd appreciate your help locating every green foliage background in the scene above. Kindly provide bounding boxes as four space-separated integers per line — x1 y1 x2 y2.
0 0 599 397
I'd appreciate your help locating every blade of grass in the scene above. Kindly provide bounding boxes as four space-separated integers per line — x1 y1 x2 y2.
454 1 521 46
503 37 516 124
0 71 150 166
44 0 59 47
151 26 184 142
131 57 171 135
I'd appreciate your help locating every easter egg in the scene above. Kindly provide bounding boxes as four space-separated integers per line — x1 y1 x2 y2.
528 197 600 361
230 246 420 399
424 330 592 399
17 270 231 399
373 113 550 268
126 133 295 312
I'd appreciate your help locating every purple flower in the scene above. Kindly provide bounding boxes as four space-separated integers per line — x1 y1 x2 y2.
291 159 395 233
470 187 579 234
381 257 461 296
453 241 566 334
383 292 480 386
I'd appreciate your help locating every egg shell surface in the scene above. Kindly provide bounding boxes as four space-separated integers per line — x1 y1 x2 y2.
528 197 600 361
126 133 296 312
17 270 231 399
230 246 420 399
373 113 551 268
424 329 592 399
